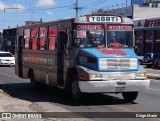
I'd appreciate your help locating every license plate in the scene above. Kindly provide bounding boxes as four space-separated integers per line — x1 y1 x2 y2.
116 87 125 92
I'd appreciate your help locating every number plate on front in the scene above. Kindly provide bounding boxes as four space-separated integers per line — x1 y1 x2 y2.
116 87 125 92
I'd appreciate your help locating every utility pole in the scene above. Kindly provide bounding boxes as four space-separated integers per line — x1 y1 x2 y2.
74 0 79 17
126 0 128 7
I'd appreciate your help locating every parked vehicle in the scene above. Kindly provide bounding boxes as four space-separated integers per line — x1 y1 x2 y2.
0 51 15 66
143 53 160 68
156 59 160 68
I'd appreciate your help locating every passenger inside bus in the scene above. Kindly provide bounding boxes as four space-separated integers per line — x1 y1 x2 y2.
108 31 128 48
79 31 104 47
79 31 91 46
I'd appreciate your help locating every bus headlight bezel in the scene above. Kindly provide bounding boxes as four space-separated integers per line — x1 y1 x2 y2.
136 72 147 79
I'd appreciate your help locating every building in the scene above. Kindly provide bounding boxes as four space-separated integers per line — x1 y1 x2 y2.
2 28 17 55
134 18 160 56
106 4 160 20
0 32 3 50
143 0 160 7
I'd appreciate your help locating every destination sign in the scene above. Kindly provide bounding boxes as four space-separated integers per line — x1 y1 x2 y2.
108 25 133 31
76 25 104 30
89 16 121 23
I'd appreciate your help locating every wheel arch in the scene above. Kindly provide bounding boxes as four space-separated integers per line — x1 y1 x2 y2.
64 67 78 90
28 68 33 78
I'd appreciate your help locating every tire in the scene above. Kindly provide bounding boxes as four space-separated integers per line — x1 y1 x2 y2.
144 56 151 63
30 71 39 89
122 92 138 102
155 61 159 68
71 75 82 102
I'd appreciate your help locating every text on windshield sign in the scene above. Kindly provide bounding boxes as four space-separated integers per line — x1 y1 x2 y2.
89 16 121 23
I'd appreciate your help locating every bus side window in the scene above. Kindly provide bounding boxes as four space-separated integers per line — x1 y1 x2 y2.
39 27 48 50
48 25 58 51
31 28 39 50
24 39 29 49
24 29 30 49
49 37 56 50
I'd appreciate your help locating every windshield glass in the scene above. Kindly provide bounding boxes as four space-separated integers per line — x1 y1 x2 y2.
107 24 133 48
0 53 13 57
73 24 105 48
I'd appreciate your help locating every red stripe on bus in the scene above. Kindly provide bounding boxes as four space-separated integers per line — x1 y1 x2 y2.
96 48 127 56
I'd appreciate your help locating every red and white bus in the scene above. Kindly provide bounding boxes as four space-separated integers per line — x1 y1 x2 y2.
15 13 150 102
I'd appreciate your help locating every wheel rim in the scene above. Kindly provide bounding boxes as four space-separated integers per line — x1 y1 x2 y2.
71 75 82 102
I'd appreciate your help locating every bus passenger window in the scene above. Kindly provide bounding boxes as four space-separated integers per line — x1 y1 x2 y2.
48 25 58 51
40 38 45 50
31 28 39 50
32 38 38 50
49 37 56 50
24 39 29 49
24 29 30 49
39 27 48 50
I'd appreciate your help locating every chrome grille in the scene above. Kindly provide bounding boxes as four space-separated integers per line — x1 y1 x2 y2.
99 58 137 70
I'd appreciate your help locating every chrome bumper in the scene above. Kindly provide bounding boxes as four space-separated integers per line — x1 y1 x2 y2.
79 80 150 93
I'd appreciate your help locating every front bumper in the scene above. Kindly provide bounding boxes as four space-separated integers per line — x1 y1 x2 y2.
79 80 150 93
0 61 15 66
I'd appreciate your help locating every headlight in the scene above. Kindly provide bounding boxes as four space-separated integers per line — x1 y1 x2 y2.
78 67 102 80
80 73 102 80
136 72 147 79
89 74 102 80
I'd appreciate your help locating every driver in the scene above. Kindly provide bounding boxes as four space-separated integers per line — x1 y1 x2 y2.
109 32 122 47
79 31 91 46
110 31 117 42
91 34 103 47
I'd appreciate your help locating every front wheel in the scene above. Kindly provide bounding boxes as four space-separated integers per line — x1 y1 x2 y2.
122 92 138 102
71 75 82 102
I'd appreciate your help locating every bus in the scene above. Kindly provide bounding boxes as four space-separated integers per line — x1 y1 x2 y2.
15 13 150 102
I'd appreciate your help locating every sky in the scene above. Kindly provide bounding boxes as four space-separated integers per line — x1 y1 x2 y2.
0 0 131 32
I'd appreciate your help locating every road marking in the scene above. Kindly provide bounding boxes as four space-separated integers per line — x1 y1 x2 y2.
149 88 160 92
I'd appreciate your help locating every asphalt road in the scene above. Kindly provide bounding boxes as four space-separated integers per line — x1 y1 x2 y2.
0 67 160 121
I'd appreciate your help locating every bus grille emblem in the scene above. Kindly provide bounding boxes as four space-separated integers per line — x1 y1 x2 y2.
115 60 122 69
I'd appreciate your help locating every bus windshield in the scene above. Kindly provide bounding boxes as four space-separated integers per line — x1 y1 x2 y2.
73 24 105 48
107 25 133 48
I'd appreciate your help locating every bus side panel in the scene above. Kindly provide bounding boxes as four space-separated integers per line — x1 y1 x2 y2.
47 51 58 86
34 69 47 83
23 50 58 86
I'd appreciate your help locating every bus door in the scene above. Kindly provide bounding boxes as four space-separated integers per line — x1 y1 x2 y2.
15 36 23 77
57 31 67 87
